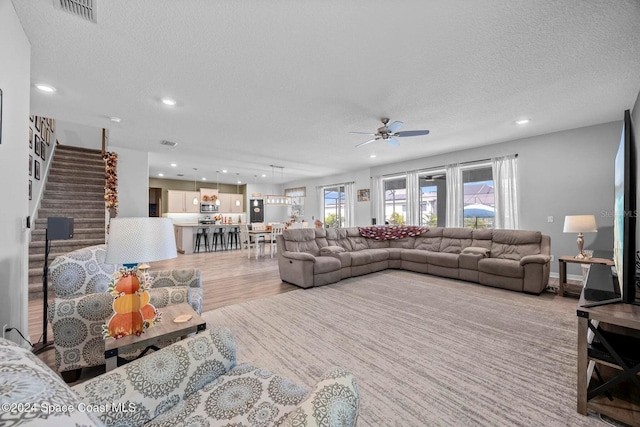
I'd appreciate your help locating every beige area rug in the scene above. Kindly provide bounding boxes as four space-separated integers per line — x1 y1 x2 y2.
202 270 605 426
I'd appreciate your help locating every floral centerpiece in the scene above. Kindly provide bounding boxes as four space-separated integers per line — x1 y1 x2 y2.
214 214 222 224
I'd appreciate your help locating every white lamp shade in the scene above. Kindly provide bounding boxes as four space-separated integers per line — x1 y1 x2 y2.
106 217 177 265
563 215 598 233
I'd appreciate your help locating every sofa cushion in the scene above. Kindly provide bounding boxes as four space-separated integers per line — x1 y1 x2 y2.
349 251 372 266
282 367 360 427
490 230 542 260
413 228 443 251
73 327 237 427
426 252 459 268
283 229 320 256
401 249 429 263
478 258 524 278
326 228 354 251
440 228 473 254
390 237 415 249
0 338 106 427
146 363 310 427
49 244 117 297
366 239 391 249
322 251 352 268
471 229 493 250
314 257 341 274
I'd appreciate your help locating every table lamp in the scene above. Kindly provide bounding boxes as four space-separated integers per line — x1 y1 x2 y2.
104 217 177 339
563 215 597 259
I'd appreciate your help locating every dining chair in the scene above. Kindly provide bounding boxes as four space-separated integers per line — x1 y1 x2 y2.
240 223 260 259
268 223 285 258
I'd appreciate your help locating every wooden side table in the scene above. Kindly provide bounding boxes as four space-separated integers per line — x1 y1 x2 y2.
104 303 206 371
558 256 614 297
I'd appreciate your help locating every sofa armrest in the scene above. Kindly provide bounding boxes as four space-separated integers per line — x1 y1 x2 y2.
520 254 550 265
281 251 317 262
461 247 490 257
73 327 236 427
283 367 360 427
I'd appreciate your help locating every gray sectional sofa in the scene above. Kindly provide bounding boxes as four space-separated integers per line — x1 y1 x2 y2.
276 226 551 294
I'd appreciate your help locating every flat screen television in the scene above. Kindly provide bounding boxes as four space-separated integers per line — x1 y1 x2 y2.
615 109 637 304
584 109 637 307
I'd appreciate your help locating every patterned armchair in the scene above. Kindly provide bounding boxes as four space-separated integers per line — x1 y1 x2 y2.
47 244 203 378
1 327 360 426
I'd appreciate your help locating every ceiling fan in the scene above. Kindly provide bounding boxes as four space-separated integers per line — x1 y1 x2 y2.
351 118 430 148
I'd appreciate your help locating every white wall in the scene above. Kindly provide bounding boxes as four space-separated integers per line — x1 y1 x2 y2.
57 120 102 150
111 146 149 217
0 0 31 345
284 121 622 274
632 90 640 247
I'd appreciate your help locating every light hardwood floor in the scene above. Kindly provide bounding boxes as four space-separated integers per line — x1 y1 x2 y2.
28 246 297 372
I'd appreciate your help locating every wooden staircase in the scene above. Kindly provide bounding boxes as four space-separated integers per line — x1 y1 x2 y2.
28 145 106 296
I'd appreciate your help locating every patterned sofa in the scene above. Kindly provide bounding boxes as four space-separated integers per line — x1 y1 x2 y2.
276 226 551 294
48 244 203 378
0 327 360 426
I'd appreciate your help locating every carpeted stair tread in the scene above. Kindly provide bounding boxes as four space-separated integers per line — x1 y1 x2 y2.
28 144 107 297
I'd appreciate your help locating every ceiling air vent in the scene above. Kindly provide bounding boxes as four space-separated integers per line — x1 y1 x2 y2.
161 140 178 148
57 0 97 23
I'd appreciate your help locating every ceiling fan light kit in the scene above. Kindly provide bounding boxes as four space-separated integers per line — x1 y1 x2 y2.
352 118 430 148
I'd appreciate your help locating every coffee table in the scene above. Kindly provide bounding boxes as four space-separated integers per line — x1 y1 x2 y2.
104 303 206 371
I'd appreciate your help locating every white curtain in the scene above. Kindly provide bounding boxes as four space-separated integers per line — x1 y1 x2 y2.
446 163 463 227
316 186 324 225
344 182 356 227
371 176 384 225
492 154 520 229
406 171 419 225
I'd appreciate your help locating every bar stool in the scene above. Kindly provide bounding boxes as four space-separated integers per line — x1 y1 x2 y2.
211 226 226 251
227 226 240 249
194 228 210 253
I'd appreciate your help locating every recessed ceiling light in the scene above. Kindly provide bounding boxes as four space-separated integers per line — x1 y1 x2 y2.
158 173 164 177
370 154 377 158
222 170 228 173
261 174 267 178
35 84 56 93
161 98 176 106
237 180 242 184
516 119 530 125
170 163 177 167
109 116 121 123
202 178 207 181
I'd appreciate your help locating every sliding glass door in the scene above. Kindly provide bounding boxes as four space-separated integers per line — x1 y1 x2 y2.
323 186 345 227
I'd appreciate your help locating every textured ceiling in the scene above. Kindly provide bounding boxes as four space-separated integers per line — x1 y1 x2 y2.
12 0 640 185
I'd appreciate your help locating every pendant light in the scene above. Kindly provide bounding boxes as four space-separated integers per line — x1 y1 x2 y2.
253 175 259 207
214 171 221 205
192 168 199 205
235 173 241 207
265 165 291 206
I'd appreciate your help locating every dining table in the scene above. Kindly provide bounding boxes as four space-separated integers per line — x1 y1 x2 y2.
248 228 272 259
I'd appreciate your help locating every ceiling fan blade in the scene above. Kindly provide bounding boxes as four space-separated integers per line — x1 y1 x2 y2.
386 121 404 133
386 137 400 147
396 130 430 137
349 131 377 135
355 138 379 148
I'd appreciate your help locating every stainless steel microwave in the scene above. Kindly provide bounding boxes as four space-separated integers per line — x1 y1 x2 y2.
200 203 219 213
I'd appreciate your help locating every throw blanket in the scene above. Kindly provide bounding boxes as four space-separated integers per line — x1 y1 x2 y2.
358 225 427 240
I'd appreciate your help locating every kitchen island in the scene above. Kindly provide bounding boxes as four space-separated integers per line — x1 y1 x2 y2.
174 223 241 254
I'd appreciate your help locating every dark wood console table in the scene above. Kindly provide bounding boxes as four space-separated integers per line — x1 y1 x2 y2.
576 279 640 426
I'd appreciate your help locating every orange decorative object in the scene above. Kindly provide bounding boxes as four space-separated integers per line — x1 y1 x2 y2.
103 266 159 340
107 311 144 338
115 273 141 294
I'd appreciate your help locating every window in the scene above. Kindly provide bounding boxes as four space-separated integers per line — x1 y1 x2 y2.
462 165 494 229
418 172 446 227
323 186 345 227
384 177 406 225
285 186 306 221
